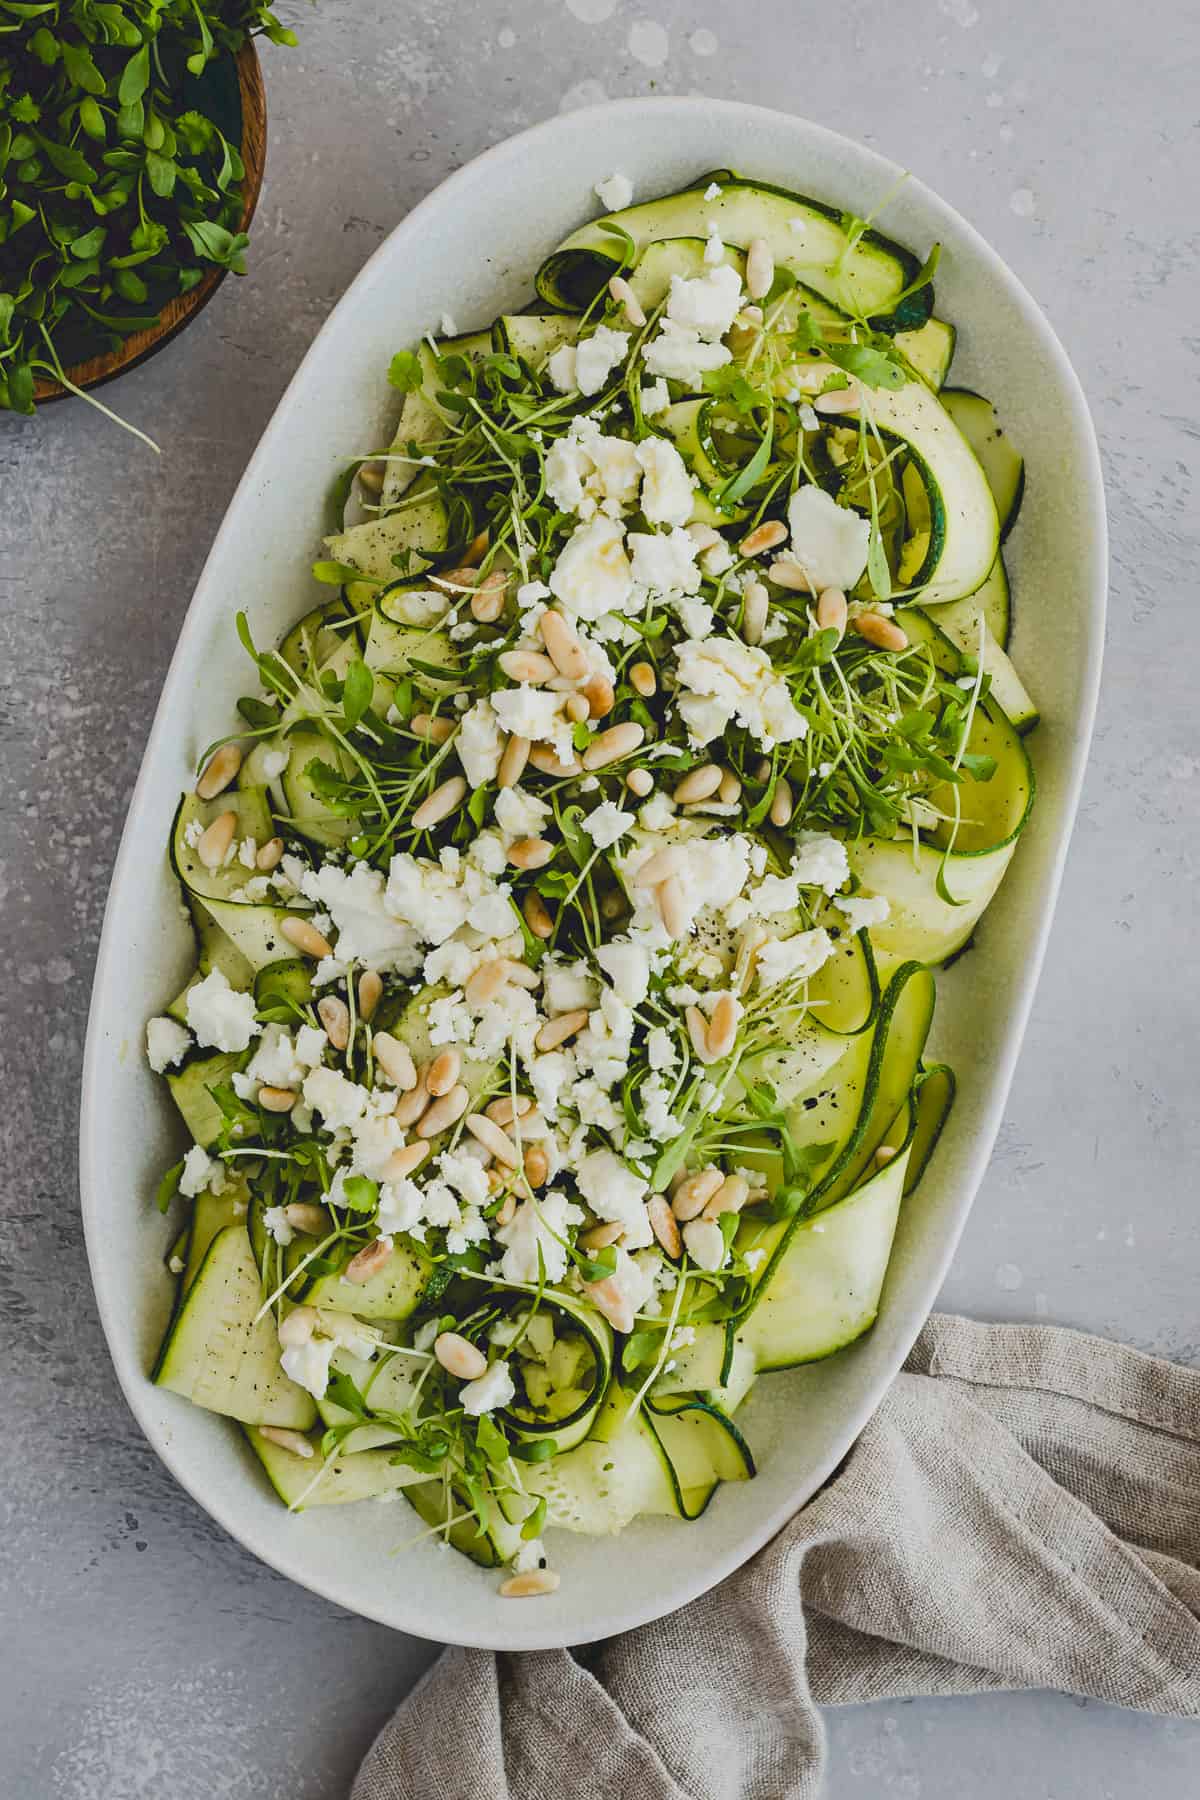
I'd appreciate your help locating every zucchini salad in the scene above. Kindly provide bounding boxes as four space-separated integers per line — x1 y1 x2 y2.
145 170 1036 1596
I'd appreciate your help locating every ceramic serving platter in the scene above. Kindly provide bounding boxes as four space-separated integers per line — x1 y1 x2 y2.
80 98 1106 1650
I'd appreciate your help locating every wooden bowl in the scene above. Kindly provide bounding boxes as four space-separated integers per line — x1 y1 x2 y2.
33 41 266 403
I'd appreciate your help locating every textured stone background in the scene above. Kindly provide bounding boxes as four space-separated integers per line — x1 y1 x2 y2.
2 0 1198 1794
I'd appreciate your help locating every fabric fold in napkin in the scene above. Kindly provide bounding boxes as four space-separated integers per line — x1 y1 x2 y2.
352 1314 1200 1800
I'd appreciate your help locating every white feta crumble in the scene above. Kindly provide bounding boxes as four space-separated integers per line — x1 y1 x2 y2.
261 748 289 780
647 1024 677 1072
744 1246 766 1271
790 831 851 896
387 848 516 945
785 485 871 593
674 636 808 749
594 171 634 212
457 696 504 788
494 1189 584 1284
281 1335 336 1401
490 683 570 751
185 969 258 1053
548 325 630 398
146 1015 190 1073
666 263 743 339
262 1204 295 1246
301 860 422 974
643 320 732 386
575 1149 652 1249
595 938 651 1006
703 181 722 201
302 1065 370 1130
245 1024 305 1090
459 1359 516 1417
635 436 694 528
702 220 725 265
294 1024 328 1068
582 800 635 850
682 1217 727 1271
545 415 641 517
543 957 598 1015
629 526 701 596
494 785 551 840
755 927 835 988
641 378 671 417
674 596 714 639
179 1144 226 1199
183 818 204 849
238 837 257 870
836 893 891 931
549 514 633 621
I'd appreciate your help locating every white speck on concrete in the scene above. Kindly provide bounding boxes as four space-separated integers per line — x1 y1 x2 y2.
628 18 670 66
565 0 616 20
559 76 609 111
981 49 1002 76
939 0 980 23
497 27 516 48
986 90 1004 108
996 1263 1024 1292
1010 186 1036 217
690 27 719 56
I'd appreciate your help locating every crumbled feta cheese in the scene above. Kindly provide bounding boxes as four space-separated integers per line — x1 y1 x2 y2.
582 800 635 850
549 515 633 621
682 1217 727 1271
146 1015 190 1073
281 1335 335 1401
791 831 851 896
595 938 650 1005
350 1106 406 1180
494 1188 583 1284
601 1246 657 1315
641 379 671 417
674 636 808 749
786 485 871 593
703 181 722 201
262 1205 295 1246
302 1065 371 1131
457 696 504 788
301 860 422 974
246 1024 305 1090
640 1072 683 1141
549 326 630 398
238 837 257 870
512 1536 546 1574
261 748 289 780
391 588 449 626
702 221 725 265
700 536 735 576
490 684 569 752
546 343 577 394
294 1024 328 1068
836 893 891 931
183 818 204 849
666 264 743 340
643 320 732 386
494 785 551 840
545 416 641 517
179 1144 225 1199
594 171 634 212
755 927 835 988
674 596 714 639
635 437 694 528
647 1024 677 1072
387 848 516 945
529 1050 574 1122
543 957 598 1015
743 1246 766 1271
575 1149 652 1249
459 1358 516 1416
185 969 258 1054
629 526 701 596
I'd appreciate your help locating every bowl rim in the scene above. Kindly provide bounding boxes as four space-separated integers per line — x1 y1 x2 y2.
79 94 1108 1649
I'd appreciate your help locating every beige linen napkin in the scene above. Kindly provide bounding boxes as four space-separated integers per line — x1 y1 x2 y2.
352 1314 1200 1799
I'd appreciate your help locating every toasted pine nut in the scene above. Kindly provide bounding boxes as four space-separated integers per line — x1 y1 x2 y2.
648 1193 682 1258
486 1094 533 1127
540 609 590 681
495 1192 517 1227
586 1275 635 1334
434 1331 488 1380
633 846 683 887
197 810 237 871
717 769 742 806
357 462 385 495
465 1112 520 1168
608 273 646 327
426 1047 462 1098
281 916 333 960
770 778 794 828
875 1143 899 1166
498 734 531 788
373 1032 418 1091
582 721 643 769
344 1237 394 1284
816 587 848 637
671 1166 724 1221
535 1009 588 1052
739 519 787 559
528 744 583 777
579 1220 624 1251
565 693 590 723
625 767 653 799
706 992 739 1061
814 382 861 415
584 675 616 719
471 575 507 623
196 743 242 800
258 1082 298 1112
283 1202 328 1235
673 763 723 804
382 1140 431 1181
465 959 509 1006
499 1569 560 1598
738 304 764 327
745 236 775 301
852 612 909 653
687 522 722 552
686 1005 715 1065
463 529 490 567
657 876 688 938
256 836 285 872
258 1425 314 1458
358 969 383 1021
277 1305 316 1348
317 995 350 1052
431 566 483 591
522 889 554 940
741 579 769 646
499 649 557 685
703 1173 750 1220
768 556 813 593
392 1075 430 1127
625 660 657 700
411 775 466 831
508 836 555 871
411 712 455 744
523 1143 549 1188
754 757 772 782
416 1083 470 1138
735 921 769 993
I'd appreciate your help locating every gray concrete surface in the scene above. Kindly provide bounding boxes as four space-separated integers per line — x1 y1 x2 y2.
2 0 1197 1794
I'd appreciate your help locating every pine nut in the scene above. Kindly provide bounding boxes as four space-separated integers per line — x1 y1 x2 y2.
392 1074 430 1127
197 810 237 870
345 1237 394 1284
745 236 775 301
586 1276 635 1334
431 566 482 591
626 767 653 798
535 1009 588 1052
754 757 772 782
852 612 909 653
540 609 590 681
411 775 467 831
463 530 490 566
415 1083 470 1138
358 969 383 1021
608 274 646 327
258 1425 314 1458
434 1331 488 1380
687 522 722 552
317 995 350 1051
671 1167 724 1221
717 769 742 806
768 556 813 593
465 959 509 1006
281 916 334 960
647 1193 682 1259
495 1192 517 1227
703 1173 749 1220
283 1202 328 1235
426 1047 462 1098
582 722 642 770
412 712 455 744
528 745 583 777
706 992 739 1061
626 659 656 698
499 650 557 685
739 519 787 558
875 1143 899 1166
498 734 531 788
633 846 682 887
471 577 507 624
657 876 688 938
565 692 590 723
735 921 768 993
508 836 555 871
258 1083 297 1112
579 1220 624 1251
770 778 794 828
523 1143 549 1188
382 1140 431 1181
814 382 861 415
357 462 385 496
738 304 764 327
673 763 722 804
741 580 769 646
486 1094 533 1127
256 836 285 872
196 743 242 800
522 889 554 940
500 1569 560 1598
599 889 626 921
584 675 615 719
816 587 848 637
686 1006 715 1065
277 1305 316 1348
465 1112 520 1167
373 1031 418 1091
